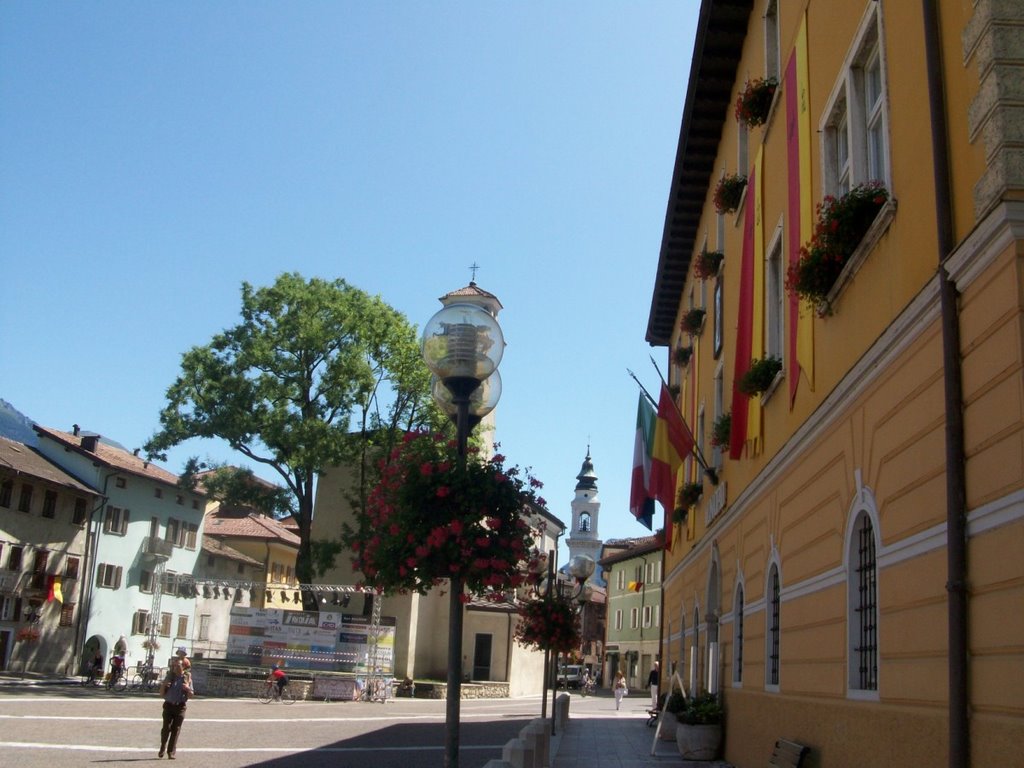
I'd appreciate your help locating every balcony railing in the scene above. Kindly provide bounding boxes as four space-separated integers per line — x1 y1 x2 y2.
141 536 174 561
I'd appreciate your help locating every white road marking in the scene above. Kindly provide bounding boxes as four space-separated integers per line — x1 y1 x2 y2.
0 742 501 753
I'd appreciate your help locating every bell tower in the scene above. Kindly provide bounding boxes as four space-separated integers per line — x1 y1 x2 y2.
566 448 602 578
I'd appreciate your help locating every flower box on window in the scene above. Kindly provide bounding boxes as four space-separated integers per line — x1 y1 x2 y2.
694 250 724 280
786 183 890 314
711 413 731 449
680 308 707 336
713 174 747 214
676 482 704 513
674 345 694 367
735 77 778 127
738 357 783 397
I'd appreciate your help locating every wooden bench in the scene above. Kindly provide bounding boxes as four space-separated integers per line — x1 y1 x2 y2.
769 738 809 767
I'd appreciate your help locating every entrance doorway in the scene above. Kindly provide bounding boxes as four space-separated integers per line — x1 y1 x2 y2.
472 633 492 681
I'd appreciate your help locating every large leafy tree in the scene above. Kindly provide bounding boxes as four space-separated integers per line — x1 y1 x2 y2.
145 273 439 603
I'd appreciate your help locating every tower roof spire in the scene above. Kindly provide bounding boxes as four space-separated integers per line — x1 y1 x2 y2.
575 448 597 491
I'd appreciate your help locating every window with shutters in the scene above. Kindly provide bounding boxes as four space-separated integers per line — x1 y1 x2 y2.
159 612 172 637
132 609 150 635
104 506 129 535
72 498 88 525
59 602 75 626
18 483 33 513
177 615 188 639
97 563 123 589
42 490 57 518
65 556 80 580
0 479 12 508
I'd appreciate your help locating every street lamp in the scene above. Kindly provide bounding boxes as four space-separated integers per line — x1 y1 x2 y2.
422 300 504 768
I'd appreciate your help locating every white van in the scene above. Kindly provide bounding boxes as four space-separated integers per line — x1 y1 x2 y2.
557 664 584 689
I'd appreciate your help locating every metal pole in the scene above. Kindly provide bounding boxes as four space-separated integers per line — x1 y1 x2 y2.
443 386 472 768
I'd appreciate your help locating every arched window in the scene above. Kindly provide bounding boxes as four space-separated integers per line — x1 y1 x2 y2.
578 512 591 533
732 582 744 685
848 509 879 693
765 563 780 688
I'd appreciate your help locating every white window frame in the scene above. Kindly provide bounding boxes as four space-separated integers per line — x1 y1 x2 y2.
198 614 211 642
614 610 623 631
103 506 129 535
820 4 890 197
642 605 653 628
763 0 780 81
97 563 123 589
132 609 150 635
630 607 639 629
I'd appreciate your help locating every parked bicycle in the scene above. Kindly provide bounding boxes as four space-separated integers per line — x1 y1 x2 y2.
257 680 295 704
131 663 161 693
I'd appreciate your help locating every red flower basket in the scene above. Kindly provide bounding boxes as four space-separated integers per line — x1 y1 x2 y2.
514 592 582 654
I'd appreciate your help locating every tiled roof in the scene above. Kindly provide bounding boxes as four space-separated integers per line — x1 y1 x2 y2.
439 282 504 309
201 536 265 567
204 511 300 547
33 425 186 488
0 436 98 494
599 535 663 566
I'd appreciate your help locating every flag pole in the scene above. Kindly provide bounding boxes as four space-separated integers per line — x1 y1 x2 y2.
626 368 658 407
648 356 719 485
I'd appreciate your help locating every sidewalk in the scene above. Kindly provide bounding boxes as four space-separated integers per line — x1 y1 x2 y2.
549 696 733 768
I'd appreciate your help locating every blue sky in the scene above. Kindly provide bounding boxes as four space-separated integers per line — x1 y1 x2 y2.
0 2 696 561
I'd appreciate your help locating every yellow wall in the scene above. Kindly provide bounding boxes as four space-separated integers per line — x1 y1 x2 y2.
658 1 1024 765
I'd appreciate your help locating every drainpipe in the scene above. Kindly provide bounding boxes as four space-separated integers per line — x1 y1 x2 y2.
921 3 969 767
75 471 117 673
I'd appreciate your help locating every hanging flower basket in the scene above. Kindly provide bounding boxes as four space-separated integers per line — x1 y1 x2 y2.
674 345 694 367
694 250 724 280
142 639 161 651
341 431 545 599
738 357 783 396
680 308 707 335
513 591 582 654
786 183 890 313
711 413 731 449
16 627 41 642
713 174 747 214
735 77 779 127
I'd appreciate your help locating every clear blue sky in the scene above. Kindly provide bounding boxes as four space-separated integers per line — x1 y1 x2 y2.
0 2 696 561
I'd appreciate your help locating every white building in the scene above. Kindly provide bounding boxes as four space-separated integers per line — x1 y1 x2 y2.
34 425 205 671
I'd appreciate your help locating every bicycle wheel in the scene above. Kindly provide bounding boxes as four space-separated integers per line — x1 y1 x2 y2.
130 674 144 690
257 685 274 704
111 673 128 692
281 688 296 705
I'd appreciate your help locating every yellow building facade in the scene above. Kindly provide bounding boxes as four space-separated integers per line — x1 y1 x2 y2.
647 2 1023 766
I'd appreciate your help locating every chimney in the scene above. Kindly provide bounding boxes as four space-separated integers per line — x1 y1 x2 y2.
73 424 80 436
81 435 100 453
133 448 140 457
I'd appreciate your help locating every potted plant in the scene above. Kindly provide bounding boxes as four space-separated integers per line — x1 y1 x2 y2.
694 250 724 280
738 356 783 396
680 308 707 335
786 182 890 314
711 413 731 449
676 692 724 760
674 345 694 367
142 639 161 652
713 174 747 214
735 76 779 127
659 689 687 741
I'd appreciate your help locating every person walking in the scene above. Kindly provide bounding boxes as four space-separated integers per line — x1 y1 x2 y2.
158 657 193 759
648 661 660 710
613 670 628 711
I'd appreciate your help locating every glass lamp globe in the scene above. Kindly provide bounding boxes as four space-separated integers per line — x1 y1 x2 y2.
568 554 596 582
421 303 505 383
431 370 502 419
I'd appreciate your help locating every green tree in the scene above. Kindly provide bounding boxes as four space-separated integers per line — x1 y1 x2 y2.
145 273 439 603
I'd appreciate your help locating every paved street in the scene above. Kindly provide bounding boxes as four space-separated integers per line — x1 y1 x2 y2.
0 683 548 768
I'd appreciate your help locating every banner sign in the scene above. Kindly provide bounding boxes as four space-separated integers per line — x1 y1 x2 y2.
225 608 395 673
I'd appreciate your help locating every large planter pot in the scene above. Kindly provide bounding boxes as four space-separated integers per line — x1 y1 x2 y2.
657 710 678 741
676 723 722 760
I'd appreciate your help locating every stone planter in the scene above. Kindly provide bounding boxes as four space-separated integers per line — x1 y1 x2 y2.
676 723 722 760
657 710 678 741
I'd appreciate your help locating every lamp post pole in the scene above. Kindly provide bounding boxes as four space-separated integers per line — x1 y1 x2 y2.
422 301 504 768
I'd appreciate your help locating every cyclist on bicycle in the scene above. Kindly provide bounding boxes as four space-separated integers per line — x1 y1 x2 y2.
110 652 126 682
268 664 288 696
